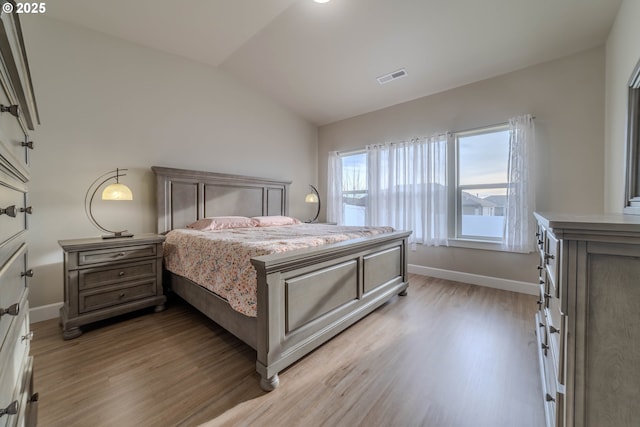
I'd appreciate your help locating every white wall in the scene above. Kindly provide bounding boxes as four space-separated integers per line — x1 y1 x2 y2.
21 17 317 309
605 0 640 212
318 47 605 284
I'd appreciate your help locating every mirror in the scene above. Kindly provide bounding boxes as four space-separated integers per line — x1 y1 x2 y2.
624 58 640 214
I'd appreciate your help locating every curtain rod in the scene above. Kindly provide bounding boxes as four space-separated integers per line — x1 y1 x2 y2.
335 115 536 156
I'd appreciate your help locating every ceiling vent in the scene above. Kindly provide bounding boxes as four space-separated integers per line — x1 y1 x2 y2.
377 68 407 85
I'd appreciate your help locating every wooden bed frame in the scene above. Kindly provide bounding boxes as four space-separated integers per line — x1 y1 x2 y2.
152 166 411 390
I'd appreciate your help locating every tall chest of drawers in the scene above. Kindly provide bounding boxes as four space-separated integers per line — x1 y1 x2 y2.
0 3 40 426
534 212 640 427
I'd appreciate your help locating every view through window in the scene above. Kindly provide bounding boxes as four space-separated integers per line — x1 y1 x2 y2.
456 127 510 241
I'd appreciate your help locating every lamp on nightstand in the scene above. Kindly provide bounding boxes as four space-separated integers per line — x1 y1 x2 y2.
84 168 134 239
305 184 321 223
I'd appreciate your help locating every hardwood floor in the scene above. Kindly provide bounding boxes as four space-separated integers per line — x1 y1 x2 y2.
30 274 545 427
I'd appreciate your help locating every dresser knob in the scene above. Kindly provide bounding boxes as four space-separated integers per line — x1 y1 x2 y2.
0 205 17 217
21 331 34 342
0 303 19 318
119 271 125 276
0 103 19 118
549 325 560 334
29 393 39 403
537 265 544 271
119 293 125 298
545 393 555 403
115 252 126 258
21 140 34 150
0 400 18 418
541 343 549 352
544 253 555 261
21 269 34 278
20 206 33 214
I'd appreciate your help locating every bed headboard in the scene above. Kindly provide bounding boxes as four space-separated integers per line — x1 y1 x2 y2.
152 166 291 233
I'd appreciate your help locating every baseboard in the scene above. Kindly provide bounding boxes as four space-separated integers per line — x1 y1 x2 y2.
408 264 537 295
30 302 63 324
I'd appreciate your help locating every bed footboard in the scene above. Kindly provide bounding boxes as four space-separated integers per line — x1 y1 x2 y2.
250 230 411 391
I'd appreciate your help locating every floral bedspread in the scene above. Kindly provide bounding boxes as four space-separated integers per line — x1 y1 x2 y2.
163 223 393 317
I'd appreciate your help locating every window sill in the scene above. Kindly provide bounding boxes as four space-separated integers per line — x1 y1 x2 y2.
446 238 507 252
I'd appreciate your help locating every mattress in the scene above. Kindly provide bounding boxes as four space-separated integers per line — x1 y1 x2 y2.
163 223 393 317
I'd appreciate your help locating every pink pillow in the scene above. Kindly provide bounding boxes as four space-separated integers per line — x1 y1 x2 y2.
251 216 301 227
186 216 257 231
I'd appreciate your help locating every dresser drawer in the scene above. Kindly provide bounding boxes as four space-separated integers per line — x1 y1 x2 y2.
0 180 27 249
78 244 157 267
0 245 27 344
79 279 157 313
79 259 158 290
0 299 30 427
545 232 560 297
0 85 30 176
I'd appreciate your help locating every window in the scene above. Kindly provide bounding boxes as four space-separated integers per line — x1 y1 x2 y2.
454 126 510 242
327 115 533 251
341 152 367 226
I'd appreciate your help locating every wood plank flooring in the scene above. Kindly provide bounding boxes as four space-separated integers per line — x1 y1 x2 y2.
30 274 545 427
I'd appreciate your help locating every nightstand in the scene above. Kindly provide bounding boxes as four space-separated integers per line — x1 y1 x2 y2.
58 234 166 339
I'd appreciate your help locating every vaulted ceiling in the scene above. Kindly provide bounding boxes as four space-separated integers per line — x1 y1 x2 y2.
45 0 621 125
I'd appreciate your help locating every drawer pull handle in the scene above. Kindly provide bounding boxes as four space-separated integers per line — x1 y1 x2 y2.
119 293 125 298
21 269 34 278
549 325 560 334
114 252 126 258
539 279 545 285
544 292 551 299
536 300 544 308
545 393 555 403
0 303 19 318
0 205 17 217
541 343 549 355
119 271 125 276
21 140 34 150
544 253 555 261
29 393 39 403
0 103 19 118
20 206 33 214
0 400 18 418
536 266 544 271
21 331 34 342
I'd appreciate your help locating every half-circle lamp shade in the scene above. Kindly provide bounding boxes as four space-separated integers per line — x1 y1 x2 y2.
305 192 319 203
102 183 133 200
85 168 134 239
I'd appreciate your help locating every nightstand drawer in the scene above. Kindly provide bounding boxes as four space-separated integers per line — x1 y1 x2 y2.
79 260 157 290
78 244 157 266
79 279 157 313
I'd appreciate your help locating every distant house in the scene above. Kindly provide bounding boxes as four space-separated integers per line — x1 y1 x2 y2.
462 192 505 216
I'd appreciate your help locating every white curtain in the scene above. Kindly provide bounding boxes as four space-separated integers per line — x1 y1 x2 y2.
326 151 342 224
503 114 535 252
366 134 448 245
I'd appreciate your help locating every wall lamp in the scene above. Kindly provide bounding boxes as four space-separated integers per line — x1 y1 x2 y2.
84 168 134 239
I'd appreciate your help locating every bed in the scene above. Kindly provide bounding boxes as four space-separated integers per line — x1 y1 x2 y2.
152 166 411 390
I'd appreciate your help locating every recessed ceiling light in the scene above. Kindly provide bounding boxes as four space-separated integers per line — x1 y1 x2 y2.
314 0 331 3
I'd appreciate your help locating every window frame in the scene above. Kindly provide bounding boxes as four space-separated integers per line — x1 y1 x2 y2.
450 124 510 245
338 149 368 226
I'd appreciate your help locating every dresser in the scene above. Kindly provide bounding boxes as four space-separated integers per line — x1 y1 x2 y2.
0 4 39 427
534 212 640 427
58 234 166 339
